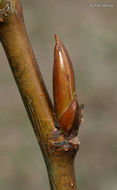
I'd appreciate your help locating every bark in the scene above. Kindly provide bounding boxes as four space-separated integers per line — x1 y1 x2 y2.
0 1 80 190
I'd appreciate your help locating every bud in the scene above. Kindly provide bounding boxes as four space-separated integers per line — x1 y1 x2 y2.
53 34 80 135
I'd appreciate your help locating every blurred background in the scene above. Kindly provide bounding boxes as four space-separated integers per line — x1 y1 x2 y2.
0 0 117 189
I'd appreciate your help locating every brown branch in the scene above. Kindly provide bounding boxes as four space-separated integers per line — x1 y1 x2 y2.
0 1 81 190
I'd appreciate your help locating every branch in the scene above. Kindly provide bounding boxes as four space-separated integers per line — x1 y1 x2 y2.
0 1 82 190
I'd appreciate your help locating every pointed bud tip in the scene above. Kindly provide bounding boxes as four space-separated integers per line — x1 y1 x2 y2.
55 34 60 44
55 34 62 49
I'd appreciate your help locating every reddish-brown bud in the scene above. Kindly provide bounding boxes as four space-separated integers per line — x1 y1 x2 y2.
53 35 81 135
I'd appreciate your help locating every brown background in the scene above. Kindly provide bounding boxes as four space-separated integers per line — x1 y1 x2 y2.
0 0 117 189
